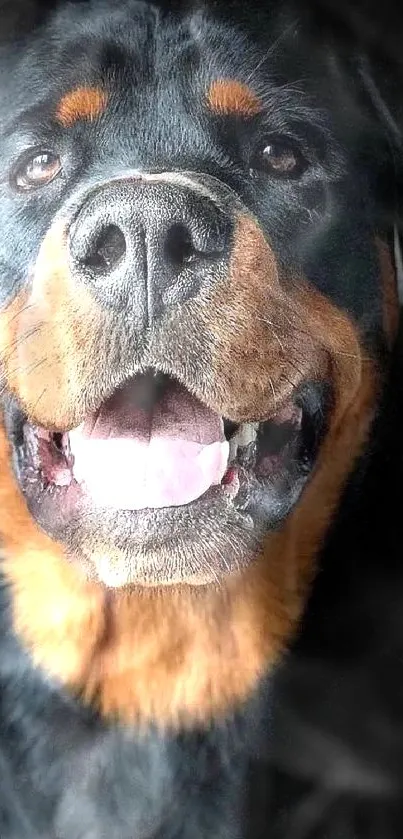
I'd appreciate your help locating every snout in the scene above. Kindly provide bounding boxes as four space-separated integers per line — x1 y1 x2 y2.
68 176 233 326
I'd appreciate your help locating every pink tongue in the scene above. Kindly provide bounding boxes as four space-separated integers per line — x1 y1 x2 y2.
69 377 229 510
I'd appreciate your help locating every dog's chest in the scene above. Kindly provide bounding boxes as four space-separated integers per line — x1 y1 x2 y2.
0 694 258 839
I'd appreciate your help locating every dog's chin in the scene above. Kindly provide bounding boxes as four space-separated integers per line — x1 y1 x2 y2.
10 372 328 588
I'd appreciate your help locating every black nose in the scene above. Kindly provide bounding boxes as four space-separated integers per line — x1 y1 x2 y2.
69 177 232 325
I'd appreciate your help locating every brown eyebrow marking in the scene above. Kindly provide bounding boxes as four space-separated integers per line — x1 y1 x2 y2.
56 86 109 127
206 79 263 117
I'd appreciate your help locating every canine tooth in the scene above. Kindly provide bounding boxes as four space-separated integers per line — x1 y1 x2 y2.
23 425 40 468
228 436 238 463
62 433 71 455
232 422 259 449
228 423 259 463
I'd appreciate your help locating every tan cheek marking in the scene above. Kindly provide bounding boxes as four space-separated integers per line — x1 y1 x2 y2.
182 213 377 424
188 214 323 421
274 346 377 602
206 79 263 117
56 86 108 127
0 220 107 429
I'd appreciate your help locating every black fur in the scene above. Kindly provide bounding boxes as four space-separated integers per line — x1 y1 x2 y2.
1 1 403 837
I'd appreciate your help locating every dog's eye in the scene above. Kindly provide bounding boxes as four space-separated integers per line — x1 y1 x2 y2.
13 151 62 191
250 137 306 179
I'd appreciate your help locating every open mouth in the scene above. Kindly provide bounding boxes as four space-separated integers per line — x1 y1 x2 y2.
10 370 328 585
17 371 326 515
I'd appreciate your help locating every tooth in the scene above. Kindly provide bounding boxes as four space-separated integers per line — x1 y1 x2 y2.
232 422 259 449
63 433 74 467
228 422 259 464
228 436 238 463
23 425 40 468
62 433 71 455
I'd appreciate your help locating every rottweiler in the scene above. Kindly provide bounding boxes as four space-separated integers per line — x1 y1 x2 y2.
0 0 402 837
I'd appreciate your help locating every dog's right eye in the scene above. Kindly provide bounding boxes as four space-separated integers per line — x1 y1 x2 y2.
12 151 62 192
249 135 307 180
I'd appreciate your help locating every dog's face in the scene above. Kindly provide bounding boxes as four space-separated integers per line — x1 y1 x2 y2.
0 0 398 722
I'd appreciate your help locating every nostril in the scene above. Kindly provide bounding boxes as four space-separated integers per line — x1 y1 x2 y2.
84 224 126 273
164 223 197 268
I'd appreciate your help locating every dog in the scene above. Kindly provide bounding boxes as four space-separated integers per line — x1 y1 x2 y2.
0 0 402 836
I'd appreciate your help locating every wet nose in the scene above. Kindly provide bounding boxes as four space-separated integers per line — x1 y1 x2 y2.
69 177 232 326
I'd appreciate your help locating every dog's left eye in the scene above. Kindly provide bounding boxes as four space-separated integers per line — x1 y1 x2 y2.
13 151 62 191
249 136 306 179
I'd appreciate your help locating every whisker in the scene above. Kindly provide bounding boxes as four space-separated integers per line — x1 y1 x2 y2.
268 376 278 411
4 302 37 327
245 20 298 84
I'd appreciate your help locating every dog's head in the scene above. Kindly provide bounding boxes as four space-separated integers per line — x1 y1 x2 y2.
0 0 399 725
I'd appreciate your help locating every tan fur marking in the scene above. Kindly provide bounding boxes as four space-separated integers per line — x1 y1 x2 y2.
185 215 331 421
56 86 108 127
0 221 107 429
206 79 263 117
